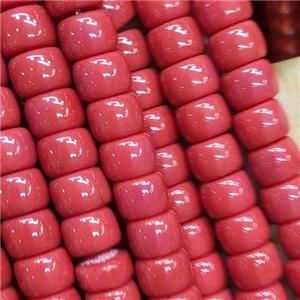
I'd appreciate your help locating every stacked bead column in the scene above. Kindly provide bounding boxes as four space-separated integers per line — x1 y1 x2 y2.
136 0 287 298
194 1 300 298
1 5 78 299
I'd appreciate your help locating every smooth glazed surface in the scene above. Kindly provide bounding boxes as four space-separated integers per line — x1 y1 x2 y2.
0 249 12 289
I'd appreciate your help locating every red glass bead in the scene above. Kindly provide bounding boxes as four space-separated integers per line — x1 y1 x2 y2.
160 55 220 107
279 220 300 258
32 288 81 300
9 47 71 99
117 29 150 71
1 5 56 58
87 93 143 142
0 286 19 300
151 286 202 300
286 259 300 296
0 249 11 289
209 20 267 72
176 94 232 144
0 0 39 12
61 208 121 258
0 55 8 86
0 127 36 176
248 137 300 187
72 51 130 103
204 289 233 300
58 10 116 61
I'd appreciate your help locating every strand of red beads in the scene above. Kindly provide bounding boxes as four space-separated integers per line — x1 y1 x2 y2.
0 10 77 296
136 0 288 299
57 4 199 298
194 1 300 298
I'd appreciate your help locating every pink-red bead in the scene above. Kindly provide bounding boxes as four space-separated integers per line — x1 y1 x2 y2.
187 133 242 182
73 51 130 103
151 286 202 300
248 137 300 187
45 0 101 18
261 176 300 224
160 55 220 107
279 220 300 258
114 173 168 221
215 207 269 255
0 0 39 12
0 87 21 130
14 248 74 298
135 0 190 29
32 288 81 300
127 211 181 259
192 252 227 296
147 16 204 68
61 208 121 258
2 209 61 259
117 29 150 71
1 5 56 58
0 127 36 176
222 59 278 112
85 280 141 300
76 249 133 293
235 283 288 300
58 10 116 61
50 167 111 218
131 68 164 110
144 105 178 148
25 88 84 138
286 259 300 295
9 47 71 99
136 250 193 298
0 249 11 289
100 133 155 182
156 143 189 187
38 128 97 179
194 0 253 34
0 286 19 300
1 168 49 220
102 0 135 30
182 217 215 259
88 93 143 142
234 100 288 150
0 55 8 86
204 289 233 300
209 20 267 72
227 242 282 291
176 94 232 144
168 181 202 223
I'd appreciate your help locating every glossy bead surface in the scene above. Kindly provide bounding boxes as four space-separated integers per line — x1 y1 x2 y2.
279 220 300 258
114 173 168 221
209 20 267 72
144 105 178 148
131 68 163 110
286 259 300 295
1 5 56 58
0 287 20 300
187 134 242 182
168 181 202 223
0 55 8 86
151 286 202 300
222 59 278 111
0 249 11 289
234 100 288 150
216 207 269 255
117 29 150 71
176 94 232 144
14 248 74 298
38 128 97 178
156 143 189 187
9 47 71 99
0 127 36 176
88 93 143 142
58 10 116 61
227 242 282 291
248 137 300 187
136 250 193 298
182 217 215 259
0 0 39 12
32 288 81 300
50 167 111 218
261 176 300 224
147 17 204 68
194 0 253 34
25 88 84 138
73 51 130 103
0 87 21 130
100 133 155 182
160 55 219 107
76 249 133 293
192 252 227 296
2 209 60 259
135 0 190 29
204 289 233 300
127 211 181 259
